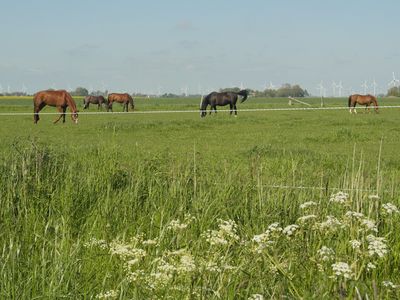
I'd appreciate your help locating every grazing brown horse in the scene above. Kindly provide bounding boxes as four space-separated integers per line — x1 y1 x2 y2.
348 94 379 114
200 90 248 117
107 93 134 112
83 95 107 110
33 90 79 124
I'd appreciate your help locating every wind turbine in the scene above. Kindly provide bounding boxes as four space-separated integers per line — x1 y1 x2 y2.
7 84 11 94
361 81 368 95
268 81 276 90
239 82 244 90
332 81 337 97
316 81 325 107
157 86 163 97
371 79 378 96
337 81 343 97
181 86 188 97
388 72 399 88
22 83 27 94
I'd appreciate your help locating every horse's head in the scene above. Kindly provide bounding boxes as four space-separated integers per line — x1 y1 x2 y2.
71 110 79 124
372 96 379 113
200 95 208 117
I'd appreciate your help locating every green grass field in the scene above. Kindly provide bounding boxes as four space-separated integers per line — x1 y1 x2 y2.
1 96 400 299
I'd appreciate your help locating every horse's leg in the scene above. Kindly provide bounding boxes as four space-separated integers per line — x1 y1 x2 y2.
62 106 67 123
234 104 237 117
53 106 64 124
229 104 233 115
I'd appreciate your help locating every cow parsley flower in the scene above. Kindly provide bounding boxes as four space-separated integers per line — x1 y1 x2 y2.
361 218 378 233
382 203 399 215
282 224 299 237
297 214 317 224
96 290 118 299
317 215 342 231
317 246 335 262
203 219 239 246
300 201 318 210
367 262 376 271
248 294 264 300
349 239 362 250
344 211 364 220
329 191 349 204
367 235 388 258
331 262 353 279
84 238 108 250
382 281 398 289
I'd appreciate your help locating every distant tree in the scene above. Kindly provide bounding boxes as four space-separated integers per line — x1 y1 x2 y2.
387 87 400 97
71 87 89 96
219 87 241 93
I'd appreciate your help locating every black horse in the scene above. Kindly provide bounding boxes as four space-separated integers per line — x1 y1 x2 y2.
83 95 107 110
200 90 248 117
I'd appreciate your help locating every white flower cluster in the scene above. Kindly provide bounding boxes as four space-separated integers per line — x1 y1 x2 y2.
367 235 388 258
329 191 349 204
344 211 364 220
248 294 264 300
142 238 158 246
203 219 239 246
300 201 318 210
349 239 361 250
109 241 147 262
331 262 353 279
367 262 376 271
297 214 317 224
84 238 108 250
382 203 399 215
282 224 299 237
382 281 398 289
167 214 195 231
317 215 342 231
361 218 378 233
95 290 118 299
251 223 282 253
317 246 335 262
145 249 196 290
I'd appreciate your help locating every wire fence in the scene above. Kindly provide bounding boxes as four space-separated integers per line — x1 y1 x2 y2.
0 105 399 116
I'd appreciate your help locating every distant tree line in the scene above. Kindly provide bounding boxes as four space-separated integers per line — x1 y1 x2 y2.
220 84 309 98
387 87 400 97
3 85 400 98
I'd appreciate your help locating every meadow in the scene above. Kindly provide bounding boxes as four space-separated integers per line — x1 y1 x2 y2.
1 95 400 299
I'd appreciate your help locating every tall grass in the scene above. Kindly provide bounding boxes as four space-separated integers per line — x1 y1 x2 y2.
1 139 399 299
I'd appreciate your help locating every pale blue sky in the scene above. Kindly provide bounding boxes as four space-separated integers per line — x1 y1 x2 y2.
0 0 399 95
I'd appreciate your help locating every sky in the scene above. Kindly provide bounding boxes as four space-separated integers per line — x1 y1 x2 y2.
0 0 399 96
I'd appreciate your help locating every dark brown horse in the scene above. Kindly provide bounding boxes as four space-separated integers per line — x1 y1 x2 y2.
348 94 379 114
33 90 78 124
107 93 134 112
200 90 248 117
83 95 107 110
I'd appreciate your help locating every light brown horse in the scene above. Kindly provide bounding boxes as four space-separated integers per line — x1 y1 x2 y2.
107 93 134 112
348 94 379 114
33 90 79 124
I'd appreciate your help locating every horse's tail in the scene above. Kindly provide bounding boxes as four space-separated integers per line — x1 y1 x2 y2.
348 95 352 107
237 89 248 103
